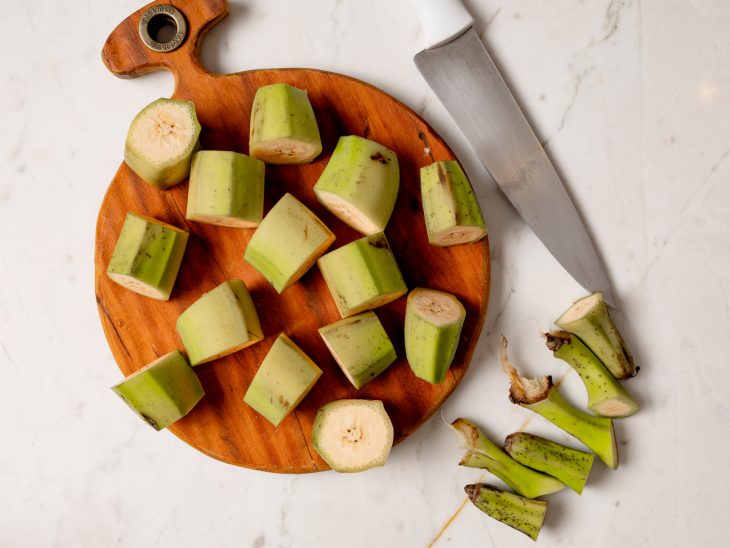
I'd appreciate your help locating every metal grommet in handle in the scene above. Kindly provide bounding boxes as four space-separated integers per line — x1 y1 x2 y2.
138 5 187 53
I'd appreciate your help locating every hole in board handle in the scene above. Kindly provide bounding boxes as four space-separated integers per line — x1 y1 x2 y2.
138 5 188 53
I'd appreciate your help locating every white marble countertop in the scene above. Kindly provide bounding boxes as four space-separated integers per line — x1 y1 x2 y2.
2 0 729 546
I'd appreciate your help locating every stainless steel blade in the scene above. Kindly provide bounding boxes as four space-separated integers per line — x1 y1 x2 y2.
414 28 616 307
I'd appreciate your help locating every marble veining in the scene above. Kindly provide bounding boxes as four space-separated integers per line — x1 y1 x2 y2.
1 0 729 546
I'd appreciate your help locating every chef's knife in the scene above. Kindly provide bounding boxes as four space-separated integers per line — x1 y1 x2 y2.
407 0 616 307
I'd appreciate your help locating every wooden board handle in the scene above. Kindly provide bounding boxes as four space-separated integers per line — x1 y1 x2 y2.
101 0 229 81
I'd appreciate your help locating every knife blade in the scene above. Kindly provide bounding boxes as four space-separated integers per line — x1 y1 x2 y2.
407 0 616 307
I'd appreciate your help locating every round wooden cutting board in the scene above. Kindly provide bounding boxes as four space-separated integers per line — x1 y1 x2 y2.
95 0 490 472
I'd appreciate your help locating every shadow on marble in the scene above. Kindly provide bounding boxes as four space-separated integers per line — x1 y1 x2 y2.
583 421 634 493
585 458 619 492
542 495 568 538
198 1 253 74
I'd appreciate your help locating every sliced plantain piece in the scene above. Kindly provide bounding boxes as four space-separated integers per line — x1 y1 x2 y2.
314 135 399 235
318 312 396 389
317 232 407 318
420 160 487 246
176 279 264 366
186 150 265 228
111 350 204 431
244 193 335 293
125 98 201 189
249 83 322 164
243 333 322 427
106 212 189 301
405 288 466 384
311 399 394 473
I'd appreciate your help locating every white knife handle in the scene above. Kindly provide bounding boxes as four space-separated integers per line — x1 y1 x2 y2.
406 0 474 49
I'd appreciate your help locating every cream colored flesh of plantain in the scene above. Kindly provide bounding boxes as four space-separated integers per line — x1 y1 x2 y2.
124 98 200 189
128 101 196 164
329 409 384 456
312 400 394 472
187 215 258 228
321 337 357 387
315 191 381 235
410 289 463 327
432 226 486 246
252 138 320 164
558 293 600 323
107 273 167 300
319 408 389 469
